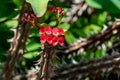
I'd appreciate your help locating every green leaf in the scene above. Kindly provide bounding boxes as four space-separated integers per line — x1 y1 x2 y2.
72 28 87 38
26 40 40 52
86 0 102 9
29 28 39 37
81 51 94 59
0 0 16 18
58 23 70 32
97 12 106 25
95 49 106 58
84 24 101 36
86 0 120 14
65 31 77 44
27 0 49 17
5 20 18 28
13 0 21 9
49 21 56 26
85 77 90 80
23 52 37 59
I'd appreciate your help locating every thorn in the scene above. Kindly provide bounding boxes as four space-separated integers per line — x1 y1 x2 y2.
71 58 78 64
19 49 24 54
68 54 72 58
10 28 16 32
115 18 120 22
7 38 14 43
103 25 108 31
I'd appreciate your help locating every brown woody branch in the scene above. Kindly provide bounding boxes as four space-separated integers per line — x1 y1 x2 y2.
12 52 120 80
57 21 120 58
0 0 33 80
52 53 120 79
36 44 56 80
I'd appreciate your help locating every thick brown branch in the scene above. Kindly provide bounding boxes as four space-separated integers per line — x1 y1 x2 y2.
58 21 120 58
0 1 33 80
12 52 120 80
52 53 120 79
36 44 55 80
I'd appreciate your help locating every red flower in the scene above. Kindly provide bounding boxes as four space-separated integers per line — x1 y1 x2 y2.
56 7 64 16
56 7 62 12
59 28 64 35
39 25 64 46
47 35 53 44
22 13 36 26
58 37 64 46
48 6 54 11
40 35 47 44
39 27 45 35
29 20 35 25
52 37 58 46
45 26 52 35
52 27 59 36
24 13 28 17
31 14 36 19
60 11 64 16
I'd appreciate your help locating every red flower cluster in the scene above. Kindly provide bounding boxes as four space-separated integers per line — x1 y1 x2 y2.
39 26 64 46
22 13 36 26
48 6 64 16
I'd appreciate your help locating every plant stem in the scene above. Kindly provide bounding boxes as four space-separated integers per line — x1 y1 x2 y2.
37 44 55 80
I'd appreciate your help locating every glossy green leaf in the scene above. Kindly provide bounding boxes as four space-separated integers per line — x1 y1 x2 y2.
72 28 87 38
13 0 21 9
49 21 56 26
29 28 39 37
26 40 40 52
84 24 101 36
86 0 120 14
0 0 16 18
23 52 37 59
58 23 70 32
65 31 77 44
86 0 102 9
27 0 49 17
5 20 18 28
95 49 106 58
90 12 106 26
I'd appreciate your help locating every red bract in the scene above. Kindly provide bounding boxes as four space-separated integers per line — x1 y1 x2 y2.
60 11 64 16
29 20 35 25
56 7 62 12
48 6 54 11
48 6 64 16
52 37 58 46
45 26 52 35
39 26 64 46
47 35 53 44
59 28 64 35
40 35 47 44
39 27 45 35
58 37 64 46
31 14 36 19
39 6 65 46
56 7 64 16
22 13 36 26
24 13 28 17
52 27 59 37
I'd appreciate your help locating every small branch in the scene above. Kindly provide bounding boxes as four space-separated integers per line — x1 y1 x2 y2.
65 0 92 23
